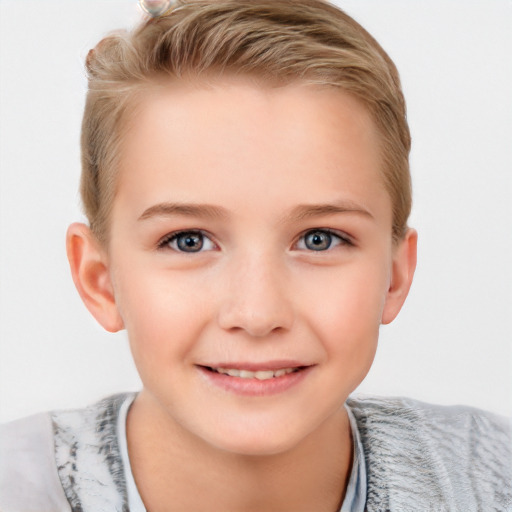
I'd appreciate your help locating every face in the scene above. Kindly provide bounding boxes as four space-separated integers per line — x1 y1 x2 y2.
103 78 411 455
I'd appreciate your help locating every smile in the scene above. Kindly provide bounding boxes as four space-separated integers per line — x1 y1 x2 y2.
199 364 312 396
211 367 299 380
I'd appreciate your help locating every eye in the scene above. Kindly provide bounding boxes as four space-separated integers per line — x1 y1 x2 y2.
158 230 216 253
296 229 352 251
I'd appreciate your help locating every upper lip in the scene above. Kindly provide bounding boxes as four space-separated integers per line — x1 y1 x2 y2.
199 361 312 371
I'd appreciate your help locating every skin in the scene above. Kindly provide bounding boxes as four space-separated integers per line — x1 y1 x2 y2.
67 77 417 511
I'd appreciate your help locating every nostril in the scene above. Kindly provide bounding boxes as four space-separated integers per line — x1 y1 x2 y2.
218 311 289 338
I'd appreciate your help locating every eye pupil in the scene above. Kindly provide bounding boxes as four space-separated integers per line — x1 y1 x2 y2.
305 231 331 251
177 233 203 252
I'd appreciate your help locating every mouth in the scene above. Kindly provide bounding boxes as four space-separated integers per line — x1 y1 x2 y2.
197 364 312 396
204 366 305 380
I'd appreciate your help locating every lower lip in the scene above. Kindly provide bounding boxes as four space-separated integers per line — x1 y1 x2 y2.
197 366 313 396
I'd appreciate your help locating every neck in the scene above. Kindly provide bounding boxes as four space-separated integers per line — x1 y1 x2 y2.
127 391 353 512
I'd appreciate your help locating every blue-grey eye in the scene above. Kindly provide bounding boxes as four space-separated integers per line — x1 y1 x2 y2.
160 231 216 253
304 230 333 251
176 232 203 252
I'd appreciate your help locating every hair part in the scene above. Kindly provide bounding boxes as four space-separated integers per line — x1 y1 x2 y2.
81 0 411 244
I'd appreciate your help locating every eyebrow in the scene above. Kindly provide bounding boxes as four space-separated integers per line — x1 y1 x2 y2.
138 202 229 221
283 201 374 223
138 200 373 222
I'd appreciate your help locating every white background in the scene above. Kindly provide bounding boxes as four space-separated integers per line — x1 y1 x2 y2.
0 0 511 422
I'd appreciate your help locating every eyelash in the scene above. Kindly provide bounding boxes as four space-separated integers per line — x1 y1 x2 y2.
157 230 217 253
296 229 353 251
157 228 354 253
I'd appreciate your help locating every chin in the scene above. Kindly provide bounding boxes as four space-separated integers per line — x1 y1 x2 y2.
202 420 312 458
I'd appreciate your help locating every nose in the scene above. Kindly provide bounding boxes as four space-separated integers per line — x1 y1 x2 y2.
217 252 294 338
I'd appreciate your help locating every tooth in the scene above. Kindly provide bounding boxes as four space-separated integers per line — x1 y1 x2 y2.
255 370 275 380
213 367 300 378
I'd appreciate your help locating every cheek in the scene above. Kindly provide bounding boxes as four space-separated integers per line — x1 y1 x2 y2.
114 268 214 364
303 258 388 321
301 262 387 364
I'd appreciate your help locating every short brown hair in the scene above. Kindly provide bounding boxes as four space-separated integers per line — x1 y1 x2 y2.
81 0 411 243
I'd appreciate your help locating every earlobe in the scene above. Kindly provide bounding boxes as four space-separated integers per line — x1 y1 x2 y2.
381 228 418 325
66 223 124 333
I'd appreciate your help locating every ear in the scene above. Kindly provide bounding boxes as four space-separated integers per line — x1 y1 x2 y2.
66 223 124 332
381 228 418 325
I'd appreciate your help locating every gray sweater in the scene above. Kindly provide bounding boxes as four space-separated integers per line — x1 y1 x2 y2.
1 393 511 511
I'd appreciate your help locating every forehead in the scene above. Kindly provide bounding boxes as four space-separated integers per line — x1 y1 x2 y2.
115 77 391 228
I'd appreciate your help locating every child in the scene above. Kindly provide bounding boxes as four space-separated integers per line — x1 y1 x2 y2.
1 1 510 511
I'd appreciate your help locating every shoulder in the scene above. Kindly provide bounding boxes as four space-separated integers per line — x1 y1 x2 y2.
347 395 511 440
0 412 71 512
346 395 512 511
52 392 136 511
0 393 136 512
